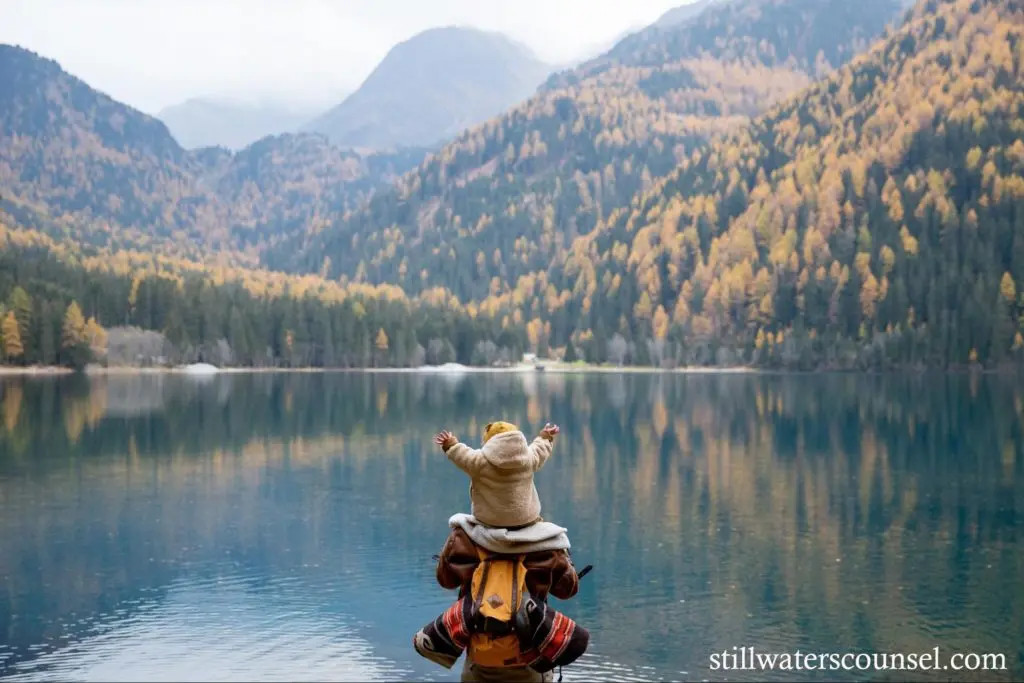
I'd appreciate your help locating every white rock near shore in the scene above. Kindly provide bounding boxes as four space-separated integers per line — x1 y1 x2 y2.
407 362 469 373
182 363 220 375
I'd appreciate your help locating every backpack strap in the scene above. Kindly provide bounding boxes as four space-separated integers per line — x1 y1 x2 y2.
472 549 493 614
510 554 520 614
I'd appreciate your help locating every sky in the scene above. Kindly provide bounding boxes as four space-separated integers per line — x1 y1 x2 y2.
0 0 688 115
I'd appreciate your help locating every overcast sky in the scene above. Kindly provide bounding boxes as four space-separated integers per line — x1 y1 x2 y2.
0 0 688 114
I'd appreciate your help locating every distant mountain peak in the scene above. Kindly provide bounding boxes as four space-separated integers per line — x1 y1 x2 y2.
302 25 553 150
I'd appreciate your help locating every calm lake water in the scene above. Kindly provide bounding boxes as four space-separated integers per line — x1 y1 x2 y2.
0 371 1021 682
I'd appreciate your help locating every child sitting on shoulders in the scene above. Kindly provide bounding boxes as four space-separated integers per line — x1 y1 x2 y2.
413 421 589 680
439 420 558 530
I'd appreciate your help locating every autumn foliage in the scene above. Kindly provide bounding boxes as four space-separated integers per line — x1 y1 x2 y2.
1 0 1022 370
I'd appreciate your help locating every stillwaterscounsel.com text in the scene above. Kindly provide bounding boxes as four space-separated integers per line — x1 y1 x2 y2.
710 646 1007 674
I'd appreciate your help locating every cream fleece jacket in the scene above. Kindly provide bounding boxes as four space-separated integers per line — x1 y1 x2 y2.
445 430 553 529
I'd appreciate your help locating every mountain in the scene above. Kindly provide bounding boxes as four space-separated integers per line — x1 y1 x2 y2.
562 26 646 69
282 0 1024 370
326 0 1024 369
285 0 906 300
157 98 324 150
576 0 1024 368
301 26 553 150
654 0 730 27
2 0 1020 373
566 0 733 70
0 44 428 264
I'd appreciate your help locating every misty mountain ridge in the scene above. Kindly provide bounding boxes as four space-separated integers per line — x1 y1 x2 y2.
157 97 331 151
655 0 733 27
545 0 729 86
302 25 555 150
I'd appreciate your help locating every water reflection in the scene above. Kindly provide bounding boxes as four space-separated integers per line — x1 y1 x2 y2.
1 577 411 682
0 372 1021 681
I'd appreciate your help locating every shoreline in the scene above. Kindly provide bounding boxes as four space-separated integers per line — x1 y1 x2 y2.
361 364 756 375
0 363 1014 378
0 363 758 377
0 366 76 376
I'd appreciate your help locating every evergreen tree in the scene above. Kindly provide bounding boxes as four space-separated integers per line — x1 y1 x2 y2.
37 303 56 366
564 341 578 363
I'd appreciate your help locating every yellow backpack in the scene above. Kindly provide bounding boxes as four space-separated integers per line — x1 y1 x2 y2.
465 547 534 668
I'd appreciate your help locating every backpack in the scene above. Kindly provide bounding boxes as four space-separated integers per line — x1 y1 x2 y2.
465 547 534 668
464 547 591 673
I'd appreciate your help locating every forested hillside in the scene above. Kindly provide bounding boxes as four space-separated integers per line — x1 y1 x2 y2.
0 221 523 370
492 0 1024 368
280 0 1024 370
284 0 904 298
0 45 428 266
1 0 1021 371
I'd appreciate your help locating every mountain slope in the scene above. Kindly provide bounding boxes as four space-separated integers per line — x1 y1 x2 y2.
0 44 428 264
302 26 553 150
158 98 322 150
287 0 904 301
193 134 427 254
508 0 1024 368
0 44 199 250
573 0 889 80
655 0 730 28
562 25 646 69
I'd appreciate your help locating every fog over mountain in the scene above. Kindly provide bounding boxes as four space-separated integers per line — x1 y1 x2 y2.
158 98 329 151
0 0 687 113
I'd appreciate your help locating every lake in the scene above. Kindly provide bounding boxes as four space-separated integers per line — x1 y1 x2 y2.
0 371 1021 681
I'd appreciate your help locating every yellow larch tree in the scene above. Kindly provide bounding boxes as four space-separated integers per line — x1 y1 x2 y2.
2 311 23 361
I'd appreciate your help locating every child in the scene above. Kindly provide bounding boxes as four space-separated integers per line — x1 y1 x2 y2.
437 421 559 530
413 421 589 680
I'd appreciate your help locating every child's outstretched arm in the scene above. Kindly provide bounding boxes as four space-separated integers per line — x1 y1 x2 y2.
435 430 485 475
529 423 559 472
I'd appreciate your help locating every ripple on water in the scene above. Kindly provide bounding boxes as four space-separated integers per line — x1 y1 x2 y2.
2 572 415 682
565 654 664 681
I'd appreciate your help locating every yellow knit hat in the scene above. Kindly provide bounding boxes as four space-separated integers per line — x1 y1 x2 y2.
484 421 517 443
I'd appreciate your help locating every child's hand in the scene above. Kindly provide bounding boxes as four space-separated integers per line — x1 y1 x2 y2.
435 431 457 452
540 423 560 441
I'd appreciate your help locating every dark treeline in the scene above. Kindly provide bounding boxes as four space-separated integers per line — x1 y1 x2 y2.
0 245 529 369
3 239 1024 372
